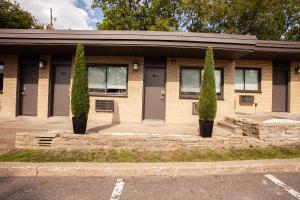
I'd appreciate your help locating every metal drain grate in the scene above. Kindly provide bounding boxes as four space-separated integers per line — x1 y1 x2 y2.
36 137 54 147
35 133 60 147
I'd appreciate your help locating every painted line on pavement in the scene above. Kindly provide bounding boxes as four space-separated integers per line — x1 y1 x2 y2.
265 174 300 200
110 179 125 200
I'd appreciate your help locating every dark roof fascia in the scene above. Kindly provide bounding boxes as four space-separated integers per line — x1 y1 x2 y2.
0 29 257 52
255 40 300 53
0 29 300 55
0 39 255 52
0 29 257 41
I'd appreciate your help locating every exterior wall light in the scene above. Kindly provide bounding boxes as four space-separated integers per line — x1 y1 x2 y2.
39 60 46 68
171 59 176 65
133 62 138 70
0 62 4 71
295 66 300 74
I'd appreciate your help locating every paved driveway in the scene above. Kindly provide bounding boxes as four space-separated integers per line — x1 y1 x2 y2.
0 173 299 200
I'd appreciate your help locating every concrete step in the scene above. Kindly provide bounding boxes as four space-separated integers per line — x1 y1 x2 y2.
224 116 236 124
0 149 10 155
0 138 15 144
217 120 242 135
0 133 16 139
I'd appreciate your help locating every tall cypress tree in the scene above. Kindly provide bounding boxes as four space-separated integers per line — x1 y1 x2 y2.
71 44 90 118
198 47 217 121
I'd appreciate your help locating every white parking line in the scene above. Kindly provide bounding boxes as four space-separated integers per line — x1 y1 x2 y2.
110 179 125 200
265 174 300 200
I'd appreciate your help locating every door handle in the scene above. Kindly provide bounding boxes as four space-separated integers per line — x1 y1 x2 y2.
21 90 26 95
160 90 165 100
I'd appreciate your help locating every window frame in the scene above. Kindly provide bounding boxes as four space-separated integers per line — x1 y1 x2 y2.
235 67 261 93
179 66 224 100
0 62 3 94
87 63 129 97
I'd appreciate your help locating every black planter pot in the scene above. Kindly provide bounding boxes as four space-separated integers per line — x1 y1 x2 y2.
72 117 87 134
199 120 214 138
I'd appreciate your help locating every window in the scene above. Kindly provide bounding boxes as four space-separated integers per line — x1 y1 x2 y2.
0 62 3 93
180 67 223 99
235 68 261 92
88 64 128 96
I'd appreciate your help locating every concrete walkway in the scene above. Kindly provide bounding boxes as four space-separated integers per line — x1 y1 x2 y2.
1 159 300 177
0 116 232 136
237 112 300 122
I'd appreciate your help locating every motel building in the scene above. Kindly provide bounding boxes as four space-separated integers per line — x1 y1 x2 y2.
0 29 299 124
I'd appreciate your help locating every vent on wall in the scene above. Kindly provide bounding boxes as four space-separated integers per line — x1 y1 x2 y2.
192 102 198 115
95 100 114 112
35 133 59 147
239 95 255 105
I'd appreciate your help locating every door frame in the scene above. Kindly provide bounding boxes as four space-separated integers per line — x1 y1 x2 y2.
142 58 167 121
272 61 290 112
49 64 71 117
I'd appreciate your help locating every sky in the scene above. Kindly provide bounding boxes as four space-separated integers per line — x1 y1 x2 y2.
10 0 103 30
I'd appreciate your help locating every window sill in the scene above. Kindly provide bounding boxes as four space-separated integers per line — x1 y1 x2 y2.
179 95 224 101
235 90 262 94
89 92 128 98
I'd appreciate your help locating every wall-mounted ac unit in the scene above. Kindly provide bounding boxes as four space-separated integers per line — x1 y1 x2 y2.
239 95 255 105
95 100 114 112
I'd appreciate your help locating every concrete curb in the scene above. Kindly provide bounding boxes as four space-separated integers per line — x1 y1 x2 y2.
0 159 299 177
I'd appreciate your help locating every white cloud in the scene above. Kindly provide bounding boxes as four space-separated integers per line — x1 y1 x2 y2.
11 0 94 30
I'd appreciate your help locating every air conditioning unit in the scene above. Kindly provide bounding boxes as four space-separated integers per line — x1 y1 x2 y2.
239 95 255 105
95 100 114 112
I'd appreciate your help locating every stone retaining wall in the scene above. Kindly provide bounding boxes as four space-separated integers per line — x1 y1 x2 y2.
15 131 300 151
226 117 300 140
225 117 260 138
259 123 300 140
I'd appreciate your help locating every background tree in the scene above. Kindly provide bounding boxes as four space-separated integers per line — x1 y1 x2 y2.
93 0 300 41
223 0 287 40
283 0 300 41
93 0 181 31
181 0 300 41
0 0 41 29
180 0 227 33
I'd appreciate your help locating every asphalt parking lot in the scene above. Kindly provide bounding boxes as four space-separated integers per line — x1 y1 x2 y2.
0 173 299 200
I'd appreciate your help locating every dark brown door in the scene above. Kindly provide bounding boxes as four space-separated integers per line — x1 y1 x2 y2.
272 69 288 112
52 65 71 116
144 68 165 120
19 64 39 115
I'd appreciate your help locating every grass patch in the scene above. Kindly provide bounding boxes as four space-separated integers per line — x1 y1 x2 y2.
1 145 300 162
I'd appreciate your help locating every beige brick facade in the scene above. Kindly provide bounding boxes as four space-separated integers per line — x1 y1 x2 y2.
37 55 51 119
84 56 144 123
0 55 18 117
234 60 273 114
1 54 300 124
290 61 300 113
165 58 235 123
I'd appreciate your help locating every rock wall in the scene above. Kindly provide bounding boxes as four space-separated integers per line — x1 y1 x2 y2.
225 117 260 138
15 131 300 151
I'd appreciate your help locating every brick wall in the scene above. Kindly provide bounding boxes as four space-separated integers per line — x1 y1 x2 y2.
165 58 235 123
290 61 300 113
37 55 51 119
234 60 273 114
0 55 18 117
0 54 299 124
82 56 144 123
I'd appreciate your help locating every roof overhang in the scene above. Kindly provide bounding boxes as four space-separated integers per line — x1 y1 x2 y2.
0 29 299 60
